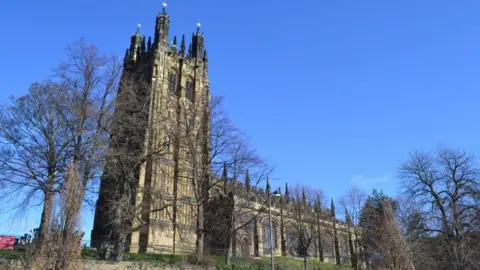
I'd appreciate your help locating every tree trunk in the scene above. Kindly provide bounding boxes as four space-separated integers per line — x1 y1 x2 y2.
333 220 341 265
334 233 341 265
225 232 232 265
280 203 286 256
316 216 323 262
348 232 357 269
253 218 259 257
38 190 54 248
303 253 307 270
172 140 180 255
114 236 125 261
196 202 204 263
172 57 184 255
225 194 236 265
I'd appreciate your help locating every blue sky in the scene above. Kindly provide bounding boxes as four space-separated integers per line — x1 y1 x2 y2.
1 0 480 240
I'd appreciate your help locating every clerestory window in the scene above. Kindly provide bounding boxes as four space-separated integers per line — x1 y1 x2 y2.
164 135 170 153
186 81 194 103
168 72 177 95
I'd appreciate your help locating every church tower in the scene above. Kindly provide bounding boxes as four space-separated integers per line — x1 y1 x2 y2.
91 2 210 254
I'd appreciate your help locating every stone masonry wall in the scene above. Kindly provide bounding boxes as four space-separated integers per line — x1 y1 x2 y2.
0 259 214 270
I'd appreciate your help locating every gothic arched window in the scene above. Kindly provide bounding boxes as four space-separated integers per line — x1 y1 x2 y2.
285 224 297 255
339 235 349 264
240 236 251 257
262 219 277 255
164 135 170 153
322 231 334 260
186 80 194 103
168 72 177 95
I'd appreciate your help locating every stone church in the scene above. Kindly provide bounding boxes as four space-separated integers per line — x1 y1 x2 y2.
90 3 355 264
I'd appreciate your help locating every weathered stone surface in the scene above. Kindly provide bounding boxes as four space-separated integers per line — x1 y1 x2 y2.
82 260 214 270
91 4 209 255
0 259 214 270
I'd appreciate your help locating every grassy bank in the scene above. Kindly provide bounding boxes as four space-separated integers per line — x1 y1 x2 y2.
1 249 351 270
220 256 351 270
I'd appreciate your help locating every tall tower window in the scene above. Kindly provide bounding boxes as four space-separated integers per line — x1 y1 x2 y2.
164 135 170 152
168 72 177 94
186 81 194 103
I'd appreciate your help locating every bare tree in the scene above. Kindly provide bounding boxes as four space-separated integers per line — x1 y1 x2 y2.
178 95 269 262
54 38 122 259
223 157 271 265
398 147 480 270
0 82 72 249
339 187 367 269
396 196 443 270
0 39 121 257
344 210 356 269
289 185 320 270
54 38 121 205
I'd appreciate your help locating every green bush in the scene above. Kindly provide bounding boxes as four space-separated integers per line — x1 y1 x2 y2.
215 263 268 270
0 249 23 259
81 248 97 259
122 252 186 264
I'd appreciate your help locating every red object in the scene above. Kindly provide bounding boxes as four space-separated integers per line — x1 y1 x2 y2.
0 235 16 249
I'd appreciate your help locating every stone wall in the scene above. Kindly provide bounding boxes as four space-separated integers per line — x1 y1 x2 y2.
0 259 214 270
83 260 214 270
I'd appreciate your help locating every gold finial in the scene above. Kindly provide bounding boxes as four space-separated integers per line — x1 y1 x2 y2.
137 22 142 32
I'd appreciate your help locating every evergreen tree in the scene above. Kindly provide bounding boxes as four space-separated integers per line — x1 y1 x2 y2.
284 183 290 203
331 198 341 265
315 195 324 262
360 189 414 270
245 170 250 193
222 162 228 194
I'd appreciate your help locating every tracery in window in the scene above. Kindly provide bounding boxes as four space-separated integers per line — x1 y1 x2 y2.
186 80 194 102
168 72 177 94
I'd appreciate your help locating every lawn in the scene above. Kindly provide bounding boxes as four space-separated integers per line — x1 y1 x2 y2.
244 256 351 270
1 248 352 270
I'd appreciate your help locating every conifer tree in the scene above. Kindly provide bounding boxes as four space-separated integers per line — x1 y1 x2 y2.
284 183 290 203
360 190 415 270
279 184 286 256
245 170 250 193
331 198 341 265
222 162 228 194
315 195 324 262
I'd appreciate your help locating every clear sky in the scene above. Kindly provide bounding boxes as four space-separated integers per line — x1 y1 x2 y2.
1 0 479 240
